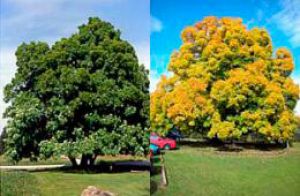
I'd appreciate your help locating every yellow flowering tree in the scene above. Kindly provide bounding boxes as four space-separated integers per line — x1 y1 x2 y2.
151 17 299 143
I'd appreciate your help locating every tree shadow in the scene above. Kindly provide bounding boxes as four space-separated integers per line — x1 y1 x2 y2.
150 164 161 195
179 139 287 152
150 164 161 176
31 160 150 174
150 179 158 195
179 139 223 148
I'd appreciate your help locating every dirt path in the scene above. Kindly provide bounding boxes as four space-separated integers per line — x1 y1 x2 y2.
0 164 67 171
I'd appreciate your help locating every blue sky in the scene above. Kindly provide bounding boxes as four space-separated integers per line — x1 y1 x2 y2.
0 0 150 132
150 0 300 114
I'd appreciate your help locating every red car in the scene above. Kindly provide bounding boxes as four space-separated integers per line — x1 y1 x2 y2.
150 134 177 150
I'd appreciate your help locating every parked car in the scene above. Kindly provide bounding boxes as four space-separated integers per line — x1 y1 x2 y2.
150 134 177 150
166 129 182 141
150 143 160 157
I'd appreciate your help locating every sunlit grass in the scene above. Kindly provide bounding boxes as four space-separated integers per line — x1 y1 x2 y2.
1 170 149 196
152 142 300 196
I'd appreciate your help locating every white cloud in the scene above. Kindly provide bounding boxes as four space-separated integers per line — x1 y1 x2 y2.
150 71 160 92
0 48 17 97
271 0 300 114
0 48 17 133
6 0 120 10
133 41 150 70
295 101 300 116
0 0 127 47
272 0 300 48
291 75 300 115
151 16 163 33
150 54 170 92
292 75 300 85
245 18 255 29
150 70 173 92
150 54 172 92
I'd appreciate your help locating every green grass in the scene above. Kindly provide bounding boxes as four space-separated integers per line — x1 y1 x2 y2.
1 170 149 196
1 155 149 195
0 171 40 196
152 142 300 196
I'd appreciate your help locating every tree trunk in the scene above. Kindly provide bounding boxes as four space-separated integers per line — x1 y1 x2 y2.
79 154 97 169
80 154 88 168
68 156 78 167
90 154 97 166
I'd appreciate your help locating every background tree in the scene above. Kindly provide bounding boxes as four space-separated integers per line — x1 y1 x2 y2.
295 115 300 141
3 17 149 167
151 17 299 143
0 128 7 155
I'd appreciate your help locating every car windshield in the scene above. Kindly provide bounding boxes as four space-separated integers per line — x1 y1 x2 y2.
150 135 159 140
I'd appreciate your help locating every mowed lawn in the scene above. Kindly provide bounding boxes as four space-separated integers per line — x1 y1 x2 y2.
1 170 149 196
152 142 300 196
1 155 149 195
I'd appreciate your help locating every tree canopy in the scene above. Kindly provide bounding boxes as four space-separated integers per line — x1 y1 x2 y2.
3 17 149 167
151 17 299 143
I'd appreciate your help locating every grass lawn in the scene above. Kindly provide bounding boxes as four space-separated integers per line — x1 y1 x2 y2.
151 142 300 196
1 154 149 195
0 171 40 196
1 170 149 196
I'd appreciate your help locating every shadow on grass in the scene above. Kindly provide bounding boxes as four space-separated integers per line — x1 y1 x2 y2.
150 179 158 195
30 159 150 174
180 139 222 148
179 139 287 152
150 164 161 195
150 154 165 195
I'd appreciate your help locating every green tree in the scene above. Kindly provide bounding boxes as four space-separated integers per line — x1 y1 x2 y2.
3 17 149 167
0 128 7 155
151 17 299 143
